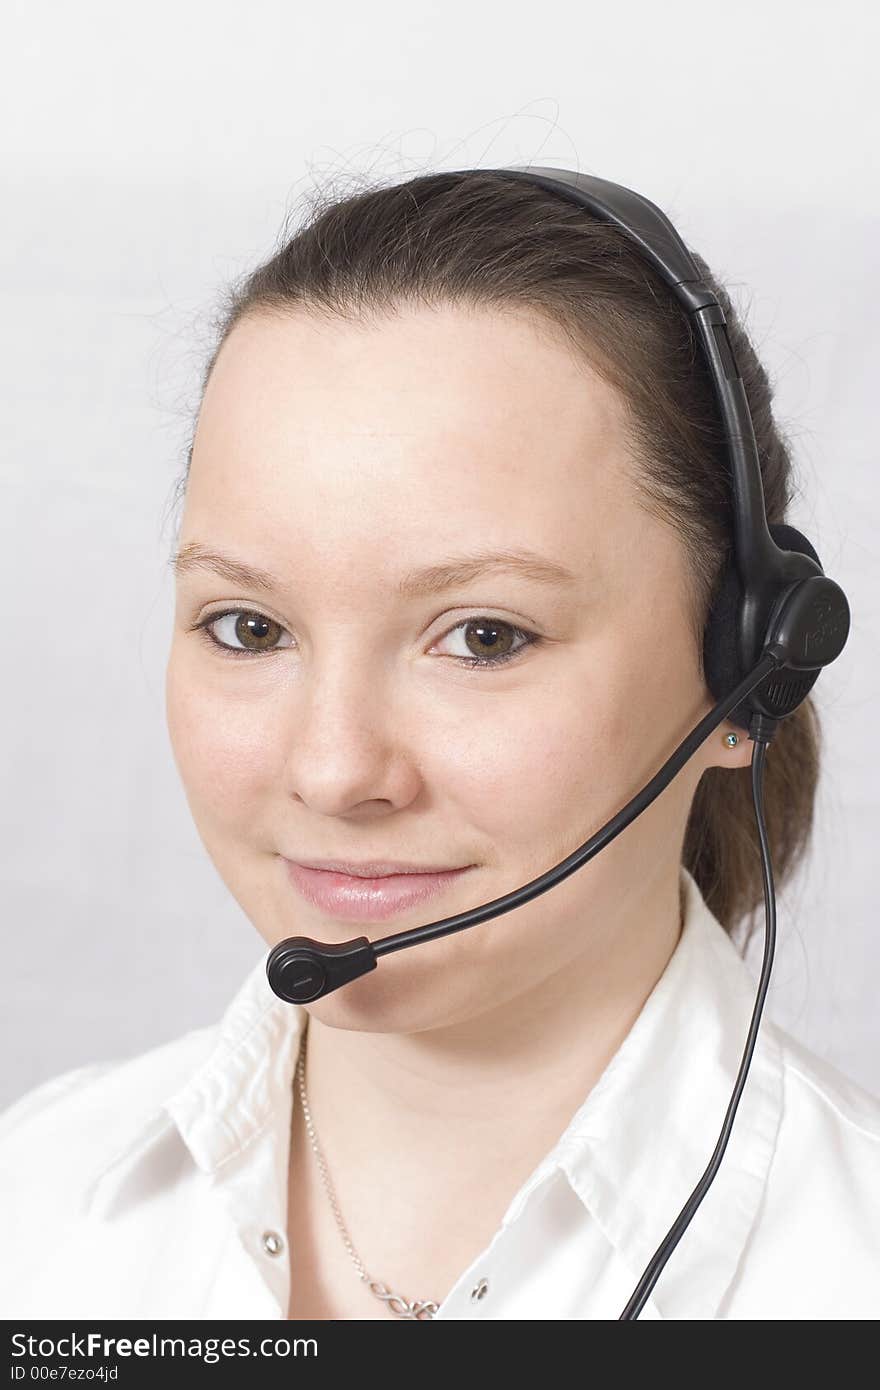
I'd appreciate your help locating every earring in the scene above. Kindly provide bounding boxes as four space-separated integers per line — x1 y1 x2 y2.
723 732 739 747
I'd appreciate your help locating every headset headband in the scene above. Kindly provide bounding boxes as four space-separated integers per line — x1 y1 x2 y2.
444 166 848 725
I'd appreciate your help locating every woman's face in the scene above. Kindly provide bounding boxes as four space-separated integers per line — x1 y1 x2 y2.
165 302 749 1032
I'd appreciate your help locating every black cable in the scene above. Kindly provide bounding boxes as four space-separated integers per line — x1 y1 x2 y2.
618 717 778 1319
368 653 784 964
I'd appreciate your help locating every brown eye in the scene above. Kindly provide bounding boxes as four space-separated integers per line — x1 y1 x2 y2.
233 613 283 651
462 619 516 661
197 609 293 657
435 617 538 669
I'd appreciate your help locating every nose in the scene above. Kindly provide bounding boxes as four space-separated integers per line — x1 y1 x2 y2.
282 655 420 816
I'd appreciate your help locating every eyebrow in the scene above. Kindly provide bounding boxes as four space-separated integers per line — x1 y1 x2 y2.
169 542 581 599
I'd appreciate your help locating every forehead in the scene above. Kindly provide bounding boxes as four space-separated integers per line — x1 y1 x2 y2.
195 302 629 470
184 302 643 581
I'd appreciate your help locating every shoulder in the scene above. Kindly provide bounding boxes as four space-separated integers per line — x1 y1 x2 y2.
0 1026 225 1320
0 1024 219 1197
773 1022 880 1173
725 1021 880 1318
773 1024 880 1210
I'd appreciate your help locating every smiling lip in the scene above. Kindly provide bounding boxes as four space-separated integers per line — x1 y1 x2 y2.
283 858 474 922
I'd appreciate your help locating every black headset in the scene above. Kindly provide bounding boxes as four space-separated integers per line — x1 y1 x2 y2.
266 167 851 1318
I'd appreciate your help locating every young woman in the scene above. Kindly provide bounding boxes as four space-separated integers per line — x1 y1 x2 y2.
2 169 877 1321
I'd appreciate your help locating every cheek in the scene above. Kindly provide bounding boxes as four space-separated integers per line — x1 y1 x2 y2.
446 614 697 859
432 675 620 856
165 649 281 828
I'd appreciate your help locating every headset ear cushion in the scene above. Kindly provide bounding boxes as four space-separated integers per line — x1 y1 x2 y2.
702 523 823 730
767 522 821 569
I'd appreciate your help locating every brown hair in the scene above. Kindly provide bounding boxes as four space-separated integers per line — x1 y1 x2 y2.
170 169 821 953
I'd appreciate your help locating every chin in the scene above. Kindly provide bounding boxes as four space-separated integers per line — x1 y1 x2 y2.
295 949 485 1036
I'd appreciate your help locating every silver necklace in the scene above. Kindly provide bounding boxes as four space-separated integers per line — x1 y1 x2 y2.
295 1028 440 1320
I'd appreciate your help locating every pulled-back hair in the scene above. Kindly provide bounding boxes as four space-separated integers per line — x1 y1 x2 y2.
170 168 821 952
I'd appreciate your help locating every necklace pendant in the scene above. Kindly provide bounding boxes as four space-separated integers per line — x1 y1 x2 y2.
367 1278 439 1320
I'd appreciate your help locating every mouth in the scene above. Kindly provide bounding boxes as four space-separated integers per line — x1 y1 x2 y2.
291 856 470 877
281 857 475 923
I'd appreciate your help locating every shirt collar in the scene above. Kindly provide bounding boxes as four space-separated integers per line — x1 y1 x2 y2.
88 866 783 1320
498 865 784 1318
86 951 308 1216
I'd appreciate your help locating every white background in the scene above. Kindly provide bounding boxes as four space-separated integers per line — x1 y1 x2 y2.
1 0 878 1107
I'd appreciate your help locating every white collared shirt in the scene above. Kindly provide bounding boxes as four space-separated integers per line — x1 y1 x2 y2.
1 866 878 1321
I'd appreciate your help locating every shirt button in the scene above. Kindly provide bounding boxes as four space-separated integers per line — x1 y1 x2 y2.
261 1230 285 1257
470 1277 489 1302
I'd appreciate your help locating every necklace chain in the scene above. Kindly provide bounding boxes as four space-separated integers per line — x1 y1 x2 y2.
295 1027 440 1320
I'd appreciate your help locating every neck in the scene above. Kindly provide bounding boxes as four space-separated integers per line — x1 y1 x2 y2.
293 865 685 1203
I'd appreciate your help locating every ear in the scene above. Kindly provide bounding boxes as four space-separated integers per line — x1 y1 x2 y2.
693 695 755 773
707 726 755 772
